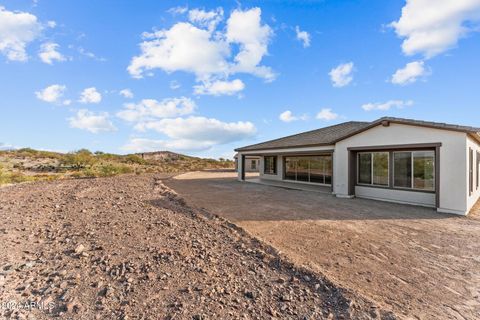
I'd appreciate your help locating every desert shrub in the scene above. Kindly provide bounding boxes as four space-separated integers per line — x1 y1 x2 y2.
0 165 34 185
60 150 97 169
122 154 146 165
96 163 133 177
14 148 61 159
69 168 97 178
96 153 122 162
36 174 61 182
16 148 38 156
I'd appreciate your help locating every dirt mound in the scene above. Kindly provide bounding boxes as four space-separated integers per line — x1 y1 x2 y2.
0 174 395 319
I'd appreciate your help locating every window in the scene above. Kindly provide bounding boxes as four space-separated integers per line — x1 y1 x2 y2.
413 151 435 190
394 151 435 191
358 153 372 184
394 152 412 188
469 149 474 195
264 156 277 175
251 159 256 170
285 155 332 185
477 151 480 190
373 153 389 186
357 152 389 186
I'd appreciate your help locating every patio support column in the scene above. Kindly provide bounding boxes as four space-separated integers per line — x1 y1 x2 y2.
239 154 246 181
348 150 356 196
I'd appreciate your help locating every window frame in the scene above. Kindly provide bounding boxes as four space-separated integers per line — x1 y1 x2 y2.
354 149 436 193
283 155 333 185
263 156 277 175
469 148 474 195
357 151 389 187
393 150 436 192
250 159 256 170
477 151 480 190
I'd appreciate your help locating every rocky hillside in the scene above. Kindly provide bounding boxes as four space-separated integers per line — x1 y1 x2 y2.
136 151 188 161
0 148 234 186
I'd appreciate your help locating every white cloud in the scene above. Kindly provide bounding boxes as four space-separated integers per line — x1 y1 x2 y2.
128 22 229 80
188 8 223 31
38 42 65 64
117 97 196 122
391 0 480 58
63 99 72 106
68 109 116 133
279 110 308 122
168 6 188 15
47 21 56 28
295 26 311 48
136 117 256 142
0 142 16 151
170 80 181 90
194 79 245 96
128 7 275 84
0 6 42 61
124 116 256 152
79 87 102 104
391 60 428 85
361 100 414 111
316 108 338 121
329 62 354 87
122 138 213 152
119 88 134 98
35 84 66 103
226 8 275 81
78 47 106 61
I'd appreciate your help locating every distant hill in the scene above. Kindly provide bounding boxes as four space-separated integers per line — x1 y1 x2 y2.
136 151 192 161
0 148 234 186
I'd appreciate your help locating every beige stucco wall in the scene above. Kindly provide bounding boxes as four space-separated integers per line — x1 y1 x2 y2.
334 123 468 215
355 186 436 207
466 136 480 212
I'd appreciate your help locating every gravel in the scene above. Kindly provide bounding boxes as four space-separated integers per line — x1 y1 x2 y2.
0 174 395 319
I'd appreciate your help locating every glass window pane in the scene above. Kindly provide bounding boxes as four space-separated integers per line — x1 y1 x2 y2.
324 156 332 185
309 156 325 184
297 158 309 182
264 156 277 174
394 152 412 188
285 157 296 180
358 153 372 184
372 152 389 186
413 151 435 190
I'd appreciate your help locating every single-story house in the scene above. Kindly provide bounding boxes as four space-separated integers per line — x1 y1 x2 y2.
235 117 480 215
234 154 260 172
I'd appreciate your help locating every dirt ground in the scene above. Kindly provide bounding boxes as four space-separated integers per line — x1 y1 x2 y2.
0 174 393 319
165 171 480 320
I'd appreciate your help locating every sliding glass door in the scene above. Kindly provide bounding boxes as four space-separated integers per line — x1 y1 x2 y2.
284 155 332 185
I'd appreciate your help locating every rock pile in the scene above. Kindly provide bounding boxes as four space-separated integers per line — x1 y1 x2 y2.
0 174 395 319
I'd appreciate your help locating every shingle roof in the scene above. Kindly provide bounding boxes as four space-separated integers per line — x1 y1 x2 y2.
375 117 480 134
235 117 480 152
235 121 370 151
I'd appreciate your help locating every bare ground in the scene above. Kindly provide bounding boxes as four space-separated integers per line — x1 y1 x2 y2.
0 174 393 319
165 171 480 320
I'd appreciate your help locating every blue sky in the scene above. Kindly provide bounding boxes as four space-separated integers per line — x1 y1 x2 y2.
1 0 480 159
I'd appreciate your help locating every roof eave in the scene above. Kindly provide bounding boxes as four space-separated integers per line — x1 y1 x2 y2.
468 132 480 144
235 142 335 152
333 118 480 144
